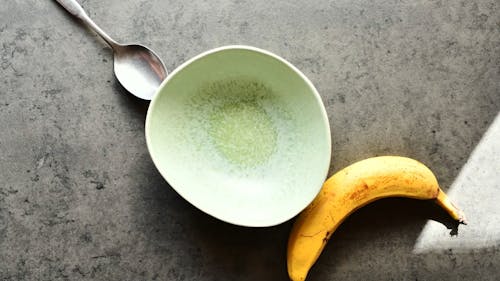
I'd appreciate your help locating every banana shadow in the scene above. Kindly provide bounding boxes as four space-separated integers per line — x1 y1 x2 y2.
308 198 499 281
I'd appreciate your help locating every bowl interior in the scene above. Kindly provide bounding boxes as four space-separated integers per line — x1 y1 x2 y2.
146 46 331 226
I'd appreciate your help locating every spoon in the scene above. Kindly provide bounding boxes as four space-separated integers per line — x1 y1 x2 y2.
55 0 168 100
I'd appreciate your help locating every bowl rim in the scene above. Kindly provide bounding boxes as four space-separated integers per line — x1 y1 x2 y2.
145 45 331 227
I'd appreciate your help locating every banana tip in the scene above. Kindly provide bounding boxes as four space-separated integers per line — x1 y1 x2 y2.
458 212 468 225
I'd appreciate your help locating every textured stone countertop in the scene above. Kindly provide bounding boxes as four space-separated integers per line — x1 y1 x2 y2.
1 1 499 280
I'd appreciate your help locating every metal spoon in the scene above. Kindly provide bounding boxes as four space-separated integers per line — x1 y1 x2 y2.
55 0 168 100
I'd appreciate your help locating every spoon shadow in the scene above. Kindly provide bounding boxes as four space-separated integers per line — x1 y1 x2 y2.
112 79 149 117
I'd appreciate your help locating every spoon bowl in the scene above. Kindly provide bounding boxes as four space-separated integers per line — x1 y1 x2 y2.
114 44 167 100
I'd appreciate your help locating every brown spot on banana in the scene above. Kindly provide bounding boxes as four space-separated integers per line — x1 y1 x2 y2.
322 231 331 243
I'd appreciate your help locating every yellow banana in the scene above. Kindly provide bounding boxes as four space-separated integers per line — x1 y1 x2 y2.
287 156 466 281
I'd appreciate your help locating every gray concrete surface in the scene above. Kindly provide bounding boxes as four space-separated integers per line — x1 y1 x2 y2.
1 0 499 280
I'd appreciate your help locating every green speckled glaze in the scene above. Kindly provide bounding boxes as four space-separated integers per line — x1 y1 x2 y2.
209 99 277 167
145 46 331 227
192 78 279 167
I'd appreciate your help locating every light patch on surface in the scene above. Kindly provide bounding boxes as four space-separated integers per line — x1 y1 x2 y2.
413 113 500 253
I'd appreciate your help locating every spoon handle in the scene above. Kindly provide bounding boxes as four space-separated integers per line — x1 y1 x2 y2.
55 0 120 48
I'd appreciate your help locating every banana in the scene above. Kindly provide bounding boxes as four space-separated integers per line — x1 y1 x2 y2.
287 156 466 281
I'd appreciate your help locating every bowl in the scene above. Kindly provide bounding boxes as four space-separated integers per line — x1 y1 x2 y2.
145 45 331 227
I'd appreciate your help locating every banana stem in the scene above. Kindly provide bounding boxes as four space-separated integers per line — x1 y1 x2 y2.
435 188 467 224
